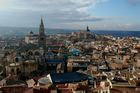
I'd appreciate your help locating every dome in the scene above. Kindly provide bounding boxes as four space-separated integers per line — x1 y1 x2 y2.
30 31 34 35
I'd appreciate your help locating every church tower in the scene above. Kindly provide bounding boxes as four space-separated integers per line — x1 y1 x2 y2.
87 26 90 32
38 18 46 47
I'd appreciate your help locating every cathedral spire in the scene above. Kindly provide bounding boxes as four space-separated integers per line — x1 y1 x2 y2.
41 18 44 26
39 18 45 35
38 18 46 47
87 26 90 32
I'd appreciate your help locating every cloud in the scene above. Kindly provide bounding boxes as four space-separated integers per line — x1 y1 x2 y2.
0 0 108 26
1 0 139 31
127 0 140 5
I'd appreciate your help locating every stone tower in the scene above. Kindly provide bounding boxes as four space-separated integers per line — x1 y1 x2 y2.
38 18 46 47
87 26 90 32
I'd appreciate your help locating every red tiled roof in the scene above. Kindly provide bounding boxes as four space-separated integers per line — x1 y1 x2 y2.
24 88 33 93
61 89 73 93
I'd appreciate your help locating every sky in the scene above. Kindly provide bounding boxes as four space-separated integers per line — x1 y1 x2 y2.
0 0 140 31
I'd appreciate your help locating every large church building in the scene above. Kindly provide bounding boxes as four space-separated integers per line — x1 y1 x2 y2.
25 18 46 46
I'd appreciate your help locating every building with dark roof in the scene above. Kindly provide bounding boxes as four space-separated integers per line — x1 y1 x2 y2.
38 72 88 85
45 59 65 73
37 72 89 93
50 72 88 84
38 50 67 73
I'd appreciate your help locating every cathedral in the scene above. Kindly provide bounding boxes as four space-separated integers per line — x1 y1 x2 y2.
25 18 46 47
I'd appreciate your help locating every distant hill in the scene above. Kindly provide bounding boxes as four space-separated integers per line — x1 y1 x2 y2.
0 26 76 38
0 26 139 38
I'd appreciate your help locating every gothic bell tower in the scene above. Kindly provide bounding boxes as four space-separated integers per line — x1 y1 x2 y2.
38 18 46 47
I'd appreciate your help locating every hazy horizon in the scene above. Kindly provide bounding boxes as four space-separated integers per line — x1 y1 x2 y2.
0 26 140 38
0 26 140 32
